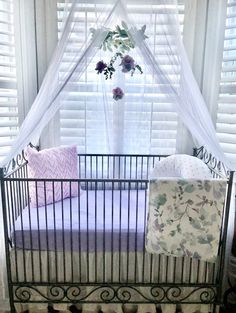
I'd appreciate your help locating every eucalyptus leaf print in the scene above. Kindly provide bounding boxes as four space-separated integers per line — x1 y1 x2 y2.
146 179 227 262
184 184 195 193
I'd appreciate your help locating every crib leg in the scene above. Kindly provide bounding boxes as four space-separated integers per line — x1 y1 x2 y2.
212 304 220 313
8 286 16 313
9 299 16 312
214 304 217 313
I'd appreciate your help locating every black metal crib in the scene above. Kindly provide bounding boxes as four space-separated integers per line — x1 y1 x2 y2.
0 146 234 313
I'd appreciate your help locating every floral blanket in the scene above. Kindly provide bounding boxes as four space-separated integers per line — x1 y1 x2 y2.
146 179 227 262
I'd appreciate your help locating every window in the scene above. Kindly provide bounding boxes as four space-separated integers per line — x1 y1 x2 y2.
0 0 18 161
56 1 185 155
216 0 236 166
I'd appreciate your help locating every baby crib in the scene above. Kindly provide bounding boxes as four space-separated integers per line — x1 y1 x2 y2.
0 146 234 313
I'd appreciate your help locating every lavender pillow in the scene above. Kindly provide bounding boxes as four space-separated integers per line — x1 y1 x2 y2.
26 146 79 207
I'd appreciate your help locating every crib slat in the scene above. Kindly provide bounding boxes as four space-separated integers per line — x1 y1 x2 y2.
95 181 98 282
60 182 66 282
134 185 138 283
103 182 106 283
118 184 122 283
111 181 114 283
86 181 89 282
78 182 82 282
26 180 35 282
18 180 26 282
126 182 131 283
9 180 19 282
35 181 42 282
142 184 147 283
69 181 74 282
44 181 50 283
52 181 58 283
181 256 185 283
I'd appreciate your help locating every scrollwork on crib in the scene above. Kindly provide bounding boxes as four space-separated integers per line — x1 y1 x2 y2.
13 285 217 304
166 286 216 303
2 143 39 176
193 146 229 178
3 150 27 176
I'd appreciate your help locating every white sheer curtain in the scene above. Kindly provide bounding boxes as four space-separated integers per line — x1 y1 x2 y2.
0 0 233 170
123 1 232 168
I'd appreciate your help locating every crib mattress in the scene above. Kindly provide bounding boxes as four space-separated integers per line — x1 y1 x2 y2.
13 189 147 252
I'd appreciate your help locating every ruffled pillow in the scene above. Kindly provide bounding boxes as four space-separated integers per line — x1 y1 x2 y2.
26 146 79 207
151 154 212 179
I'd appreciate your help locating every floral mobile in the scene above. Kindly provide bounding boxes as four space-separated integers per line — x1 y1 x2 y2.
91 22 148 100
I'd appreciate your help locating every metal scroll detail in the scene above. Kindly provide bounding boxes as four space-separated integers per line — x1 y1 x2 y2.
3 150 27 176
193 146 229 178
13 285 216 304
2 143 39 176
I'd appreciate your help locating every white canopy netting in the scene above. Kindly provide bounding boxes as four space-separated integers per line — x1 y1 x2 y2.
1 0 233 169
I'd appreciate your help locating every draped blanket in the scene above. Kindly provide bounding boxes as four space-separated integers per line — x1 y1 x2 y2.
146 179 227 262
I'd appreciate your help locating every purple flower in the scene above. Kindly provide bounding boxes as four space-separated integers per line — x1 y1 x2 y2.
112 87 124 101
120 55 135 73
95 60 107 73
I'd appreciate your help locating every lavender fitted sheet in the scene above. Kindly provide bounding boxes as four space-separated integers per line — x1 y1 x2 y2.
13 189 147 252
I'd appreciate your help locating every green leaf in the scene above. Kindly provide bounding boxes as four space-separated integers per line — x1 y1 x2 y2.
190 219 202 230
184 184 195 193
177 224 181 233
199 215 205 221
204 181 211 192
207 234 214 242
197 234 214 244
121 21 128 30
157 194 167 206
186 199 193 205
120 31 129 38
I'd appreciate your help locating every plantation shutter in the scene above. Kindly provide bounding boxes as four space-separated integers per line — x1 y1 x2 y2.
216 0 236 165
57 1 185 154
0 0 18 161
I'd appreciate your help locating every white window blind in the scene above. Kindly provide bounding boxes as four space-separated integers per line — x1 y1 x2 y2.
0 0 18 161
57 1 185 155
216 0 236 165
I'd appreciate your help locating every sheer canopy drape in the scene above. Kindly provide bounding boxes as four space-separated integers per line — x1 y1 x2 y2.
0 0 233 170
